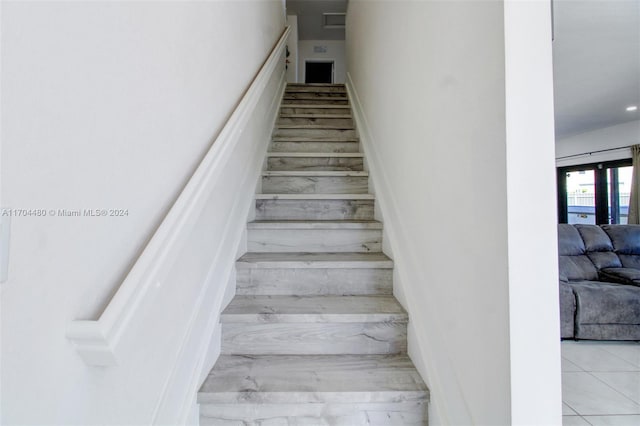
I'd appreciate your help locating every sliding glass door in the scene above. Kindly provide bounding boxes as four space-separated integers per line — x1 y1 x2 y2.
564 168 596 224
558 160 632 224
608 165 632 224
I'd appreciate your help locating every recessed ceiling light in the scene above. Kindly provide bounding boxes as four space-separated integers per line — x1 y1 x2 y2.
626 105 638 112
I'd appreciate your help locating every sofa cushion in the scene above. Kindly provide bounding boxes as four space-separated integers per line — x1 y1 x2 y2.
576 224 614 252
558 224 587 255
602 225 640 270
588 252 623 270
600 268 640 286
575 224 622 269
558 224 599 281
569 281 640 340
616 254 640 270
602 225 640 254
559 256 599 282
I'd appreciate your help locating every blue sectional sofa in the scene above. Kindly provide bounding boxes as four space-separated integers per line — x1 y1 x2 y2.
559 224 640 340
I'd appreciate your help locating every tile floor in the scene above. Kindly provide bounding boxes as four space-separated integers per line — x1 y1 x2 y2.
562 340 640 425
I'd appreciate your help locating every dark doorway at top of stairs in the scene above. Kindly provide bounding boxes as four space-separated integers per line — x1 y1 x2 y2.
305 61 334 84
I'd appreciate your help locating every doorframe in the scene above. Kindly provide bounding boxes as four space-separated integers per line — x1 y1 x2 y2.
303 59 335 84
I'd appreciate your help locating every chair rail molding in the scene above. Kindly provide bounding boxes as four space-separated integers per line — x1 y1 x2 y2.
66 27 291 367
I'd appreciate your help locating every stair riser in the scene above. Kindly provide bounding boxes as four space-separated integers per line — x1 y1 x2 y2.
278 117 354 127
236 268 393 296
262 176 368 193
247 229 382 253
199 401 427 426
270 141 359 153
256 199 375 220
222 323 407 355
275 128 356 138
281 107 351 115
267 157 364 171
284 92 347 99
282 99 349 105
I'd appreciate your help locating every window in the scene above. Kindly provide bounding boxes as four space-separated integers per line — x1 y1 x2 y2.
558 160 632 224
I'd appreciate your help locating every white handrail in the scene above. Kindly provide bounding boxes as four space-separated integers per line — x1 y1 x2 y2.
66 26 291 366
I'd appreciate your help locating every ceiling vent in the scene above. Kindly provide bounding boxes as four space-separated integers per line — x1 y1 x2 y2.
323 13 346 29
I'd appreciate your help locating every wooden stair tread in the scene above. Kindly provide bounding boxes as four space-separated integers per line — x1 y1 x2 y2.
198 354 428 404
248 220 382 230
277 124 354 130
280 114 352 119
221 295 407 323
281 104 351 108
263 171 367 176
236 252 393 269
272 137 359 142
255 193 374 200
266 152 364 157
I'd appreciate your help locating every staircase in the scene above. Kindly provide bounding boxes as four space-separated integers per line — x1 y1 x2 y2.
198 84 429 425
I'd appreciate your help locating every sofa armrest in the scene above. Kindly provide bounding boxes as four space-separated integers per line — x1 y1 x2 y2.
599 268 640 286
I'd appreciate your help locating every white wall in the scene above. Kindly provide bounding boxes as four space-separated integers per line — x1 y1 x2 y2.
0 1 285 424
556 119 640 167
298 40 346 83
347 1 560 424
503 1 561 424
286 15 299 83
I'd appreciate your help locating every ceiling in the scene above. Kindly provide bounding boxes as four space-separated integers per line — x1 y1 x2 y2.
286 0 639 139
286 0 347 40
553 0 640 139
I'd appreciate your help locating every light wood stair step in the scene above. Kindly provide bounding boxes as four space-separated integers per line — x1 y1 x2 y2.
262 172 369 194
267 152 363 158
236 252 393 296
281 104 350 108
274 128 356 138
282 99 350 105
272 136 359 142
221 295 406 323
255 193 374 200
284 93 348 99
278 116 353 127
280 107 352 116
270 141 360 153
277 124 354 130
263 171 368 177
284 93 348 98
255 197 374 220
247 221 382 253
222 322 407 355
198 354 428 403
236 252 393 269
266 152 364 172
221 296 408 355
280 114 352 119
248 220 382 230
198 355 428 424
280 104 351 114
